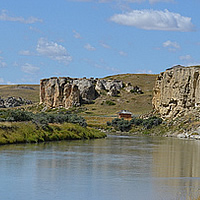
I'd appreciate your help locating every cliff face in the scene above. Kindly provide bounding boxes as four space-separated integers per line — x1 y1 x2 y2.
40 77 124 109
40 77 81 108
152 66 200 118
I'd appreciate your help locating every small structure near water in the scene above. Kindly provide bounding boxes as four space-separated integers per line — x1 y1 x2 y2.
118 110 132 119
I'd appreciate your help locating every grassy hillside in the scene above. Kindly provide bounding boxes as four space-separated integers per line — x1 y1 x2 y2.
82 74 157 115
81 74 157 126
0 84 39 103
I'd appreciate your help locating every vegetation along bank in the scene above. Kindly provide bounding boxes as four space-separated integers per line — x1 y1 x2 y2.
0 110 106 145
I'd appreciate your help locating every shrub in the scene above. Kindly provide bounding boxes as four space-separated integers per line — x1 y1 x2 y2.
0 110 87 128
108 116 162 132
109 118 132 132
0 110 33 122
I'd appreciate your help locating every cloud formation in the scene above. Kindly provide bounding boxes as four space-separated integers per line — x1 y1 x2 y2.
37 38 72 65
0 10 42 24
163 40 180 51
19 50 32 56
110 9 194 32
73 30 82 39
0 56 7 68
0 78 4 83
136 69 153 74
84 43 96 51
21 63 40 74
179 55 192 61
119 51 127 56
0 60 6 68
100 42 111 49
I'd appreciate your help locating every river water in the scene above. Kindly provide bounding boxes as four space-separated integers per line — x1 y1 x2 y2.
0 135 200 200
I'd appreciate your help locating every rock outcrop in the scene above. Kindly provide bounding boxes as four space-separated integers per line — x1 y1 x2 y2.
152 65 200 119
125 85 143 94
40 77 124 108
0 97 32 108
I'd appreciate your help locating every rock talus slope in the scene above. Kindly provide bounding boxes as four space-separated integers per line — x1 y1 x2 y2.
152 66 200 118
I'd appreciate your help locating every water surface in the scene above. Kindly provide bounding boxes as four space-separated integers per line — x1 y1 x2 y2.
0 135 200 200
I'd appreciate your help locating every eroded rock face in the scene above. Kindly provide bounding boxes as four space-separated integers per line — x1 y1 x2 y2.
152 66 200 119
40 77 124 108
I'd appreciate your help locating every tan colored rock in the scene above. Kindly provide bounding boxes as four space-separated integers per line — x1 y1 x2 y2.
152 65 200 119
64 84 80 108
40 76 124 109
40 77 80 109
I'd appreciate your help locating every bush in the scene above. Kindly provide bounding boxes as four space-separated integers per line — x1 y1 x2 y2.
117 120 132 132
0 110 87 128
109 118 132 132
0 110 33 122
107 116 163 132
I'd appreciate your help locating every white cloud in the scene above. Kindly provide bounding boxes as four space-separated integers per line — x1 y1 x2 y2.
110 9 194 32
73 30 82 39
21 63 40 74
84 43 96 51
179 55 192 61
0 78 4 83
7 81 15 85
37 38 72 65
19 50 32 56
100 42 111 49
0 10 42 24
119 51 127 56
13 62 19 67
163 40 180 51
0 60 7 68
0 56 7 68
29 26 42 34
136 69 153 74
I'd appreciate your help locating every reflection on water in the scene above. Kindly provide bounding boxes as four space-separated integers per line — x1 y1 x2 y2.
0 136 199 200
152 138 200 199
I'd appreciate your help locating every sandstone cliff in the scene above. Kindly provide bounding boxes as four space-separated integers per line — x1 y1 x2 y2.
152 65 200 119
40 77 124 109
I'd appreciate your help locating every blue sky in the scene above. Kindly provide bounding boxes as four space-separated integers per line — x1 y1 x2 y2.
0 0 200 84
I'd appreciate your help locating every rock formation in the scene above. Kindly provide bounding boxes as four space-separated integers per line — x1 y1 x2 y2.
152 65 200 119
0 97 32 108
40 77 124 109
125 84 143 94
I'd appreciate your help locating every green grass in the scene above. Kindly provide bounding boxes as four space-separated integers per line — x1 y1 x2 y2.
0 122 106 145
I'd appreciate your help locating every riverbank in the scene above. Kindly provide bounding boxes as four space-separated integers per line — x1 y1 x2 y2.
0 122 106 145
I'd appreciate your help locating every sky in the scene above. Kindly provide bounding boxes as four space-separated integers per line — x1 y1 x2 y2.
0 0 200 84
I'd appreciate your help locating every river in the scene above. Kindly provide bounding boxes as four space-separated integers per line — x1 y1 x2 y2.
0 135 200 200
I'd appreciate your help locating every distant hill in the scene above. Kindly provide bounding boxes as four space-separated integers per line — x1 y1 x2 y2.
0 84 40 103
